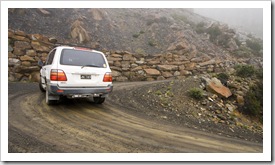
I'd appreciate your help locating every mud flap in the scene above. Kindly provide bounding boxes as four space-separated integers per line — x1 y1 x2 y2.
48 95 60 100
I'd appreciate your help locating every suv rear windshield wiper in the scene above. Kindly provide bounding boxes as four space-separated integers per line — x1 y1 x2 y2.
81 64 101 69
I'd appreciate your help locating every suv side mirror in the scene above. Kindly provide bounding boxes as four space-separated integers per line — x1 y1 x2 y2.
38 60 44 67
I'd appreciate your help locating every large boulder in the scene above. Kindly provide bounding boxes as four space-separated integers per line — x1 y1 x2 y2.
204 77 232 98
70 19 90 43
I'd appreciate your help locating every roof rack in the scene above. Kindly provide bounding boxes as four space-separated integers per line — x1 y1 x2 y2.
33 39 93 50
33 39 108 56
54 43 93 49
54 43 108 57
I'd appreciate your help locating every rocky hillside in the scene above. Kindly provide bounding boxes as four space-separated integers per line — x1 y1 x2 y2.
8 8 263 82
8 8 262 59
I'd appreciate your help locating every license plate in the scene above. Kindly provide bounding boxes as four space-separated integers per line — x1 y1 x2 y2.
80 75 91 79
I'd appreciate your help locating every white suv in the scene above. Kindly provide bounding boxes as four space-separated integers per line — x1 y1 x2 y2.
38 46 113 105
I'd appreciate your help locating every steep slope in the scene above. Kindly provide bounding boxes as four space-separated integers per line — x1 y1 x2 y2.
9 8 261 60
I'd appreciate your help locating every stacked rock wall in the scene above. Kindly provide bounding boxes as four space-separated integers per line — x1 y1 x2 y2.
8 29 237 82
106 51 230 82
8 29 55 82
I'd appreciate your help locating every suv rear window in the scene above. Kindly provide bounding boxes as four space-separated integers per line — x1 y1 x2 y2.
60 49 107 68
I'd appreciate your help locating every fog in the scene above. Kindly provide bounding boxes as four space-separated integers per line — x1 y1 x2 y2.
193 8 263 38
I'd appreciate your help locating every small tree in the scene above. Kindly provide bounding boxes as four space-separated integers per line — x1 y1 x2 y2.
207 26 222 42
216 73 229 86
246 39 262 53
195 22 206 34
235 64 256 78
242 81 263 123
188 87 204 100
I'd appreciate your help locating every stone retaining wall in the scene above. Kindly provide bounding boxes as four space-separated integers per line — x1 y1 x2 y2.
8 29 237 82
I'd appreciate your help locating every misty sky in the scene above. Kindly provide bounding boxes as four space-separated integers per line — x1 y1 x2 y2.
193 8 263 38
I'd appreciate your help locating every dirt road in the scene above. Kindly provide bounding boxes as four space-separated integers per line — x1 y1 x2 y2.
8 81 262 153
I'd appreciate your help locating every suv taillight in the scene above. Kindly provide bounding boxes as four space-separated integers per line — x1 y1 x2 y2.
103 72 112 82
50 69 67 81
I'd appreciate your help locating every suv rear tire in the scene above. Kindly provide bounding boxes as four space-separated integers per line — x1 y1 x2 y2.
39 78 46 92
94 97 105 104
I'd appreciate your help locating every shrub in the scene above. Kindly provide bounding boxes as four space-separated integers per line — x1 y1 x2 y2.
218 34 231 47
235 64 256 78
158 16 169 24
139 30 145 34
155 90 162 96
255 68 263 79
242 81 263 122
172 14 187 22
216 73 229 86
234 38 242 47
135 48 145 55
195 22 206 34
234 46 253 58
207 26 222 42
132 34 140 38
188 87 204 100
246 39 262 52
146 19 155 26
148 40 157 47
165 90 174 97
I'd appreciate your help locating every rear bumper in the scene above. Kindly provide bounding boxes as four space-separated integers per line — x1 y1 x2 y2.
47 84 113 97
